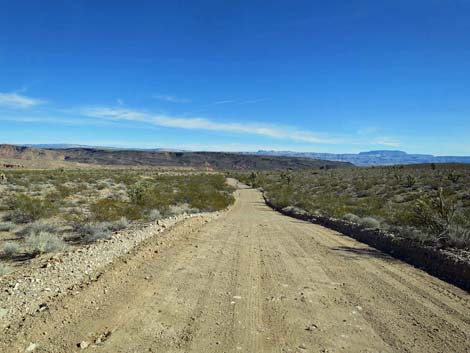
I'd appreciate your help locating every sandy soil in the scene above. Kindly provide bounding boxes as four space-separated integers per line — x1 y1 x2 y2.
1 181 469 353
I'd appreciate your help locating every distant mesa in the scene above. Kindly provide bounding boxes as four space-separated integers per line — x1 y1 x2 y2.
255 150 470 166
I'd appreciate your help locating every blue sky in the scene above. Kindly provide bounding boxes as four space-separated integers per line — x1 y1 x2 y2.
1 0 469 155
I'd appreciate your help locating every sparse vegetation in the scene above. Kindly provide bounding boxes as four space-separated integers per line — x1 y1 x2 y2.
0 222 13 232
0 262 9 276
2 242 21 258
25 232 68 255
16 221 60 238
0 168 235 266
235 163 470 249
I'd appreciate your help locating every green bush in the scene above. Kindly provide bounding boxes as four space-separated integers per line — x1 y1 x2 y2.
90 199 143 221
7 194 58 223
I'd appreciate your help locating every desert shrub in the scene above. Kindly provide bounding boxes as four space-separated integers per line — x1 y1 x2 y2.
282 206 308 216
16 221 59 238
167 204 199 217
442 226 470 249
448 172 461 183
412 188 456 236
2 242 21 258
73 222 104 237
83 228 111 242
75 219 127 242
148 209 162 221
342 213 360 223
390 225 435 244
90 199 143 221
405 175 417 188
0 262 10 276
54 184 74 198
0 222 14 232
25 232 67 255
359 217 381 229
128 181 149 205
6 194 58 223
106 217 129 231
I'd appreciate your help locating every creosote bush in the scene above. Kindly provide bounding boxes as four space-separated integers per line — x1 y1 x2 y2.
6 194 58 223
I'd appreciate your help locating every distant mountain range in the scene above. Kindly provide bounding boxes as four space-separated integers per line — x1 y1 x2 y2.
254 150 470 166
0 145 350 170
12 145 470 167
23 144 186 152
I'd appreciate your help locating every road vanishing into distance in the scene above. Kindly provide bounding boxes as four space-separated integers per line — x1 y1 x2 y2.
3 181 469 353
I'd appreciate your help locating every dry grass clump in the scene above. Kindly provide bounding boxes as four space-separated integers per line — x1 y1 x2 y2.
0 262 10 277
73 218 129 242
167 204 200 216
17 221 60 238
25 232 68 255
148 209 162 221
2 242 21 258
358 216 381 229
0 222 14 232
342 213 360 223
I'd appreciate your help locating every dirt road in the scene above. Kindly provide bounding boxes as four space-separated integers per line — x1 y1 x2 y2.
2 182 469 353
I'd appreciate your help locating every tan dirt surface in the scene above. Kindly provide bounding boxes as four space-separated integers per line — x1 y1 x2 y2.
1 181 469 353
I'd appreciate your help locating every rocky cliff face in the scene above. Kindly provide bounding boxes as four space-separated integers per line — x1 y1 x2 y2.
0 145 65 161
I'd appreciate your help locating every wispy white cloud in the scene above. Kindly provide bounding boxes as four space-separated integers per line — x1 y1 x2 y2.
0 92 45 109
357 126 379 135
81 107 337 144
211 99 236 105
210 98 268 106
0 116 110 126
153 94 191 103
237 98 270 105
372 137 401 147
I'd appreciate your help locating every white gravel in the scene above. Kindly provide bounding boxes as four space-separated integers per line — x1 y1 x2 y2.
0 212 220 328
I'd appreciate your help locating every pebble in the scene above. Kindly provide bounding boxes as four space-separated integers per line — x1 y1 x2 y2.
79 341 90 349
25 343 37 352
0 307 8 318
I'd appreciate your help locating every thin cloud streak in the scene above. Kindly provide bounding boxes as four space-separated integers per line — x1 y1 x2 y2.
237 98 270 105
82 107 338 144
211 99 236 105
153 94 191 103
372 137 401 147
0 92 45 109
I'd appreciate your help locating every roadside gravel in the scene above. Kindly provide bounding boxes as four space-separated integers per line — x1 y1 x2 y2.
0 211 221 328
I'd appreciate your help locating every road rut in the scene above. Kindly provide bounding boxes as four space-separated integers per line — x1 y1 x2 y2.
2 182 469 352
